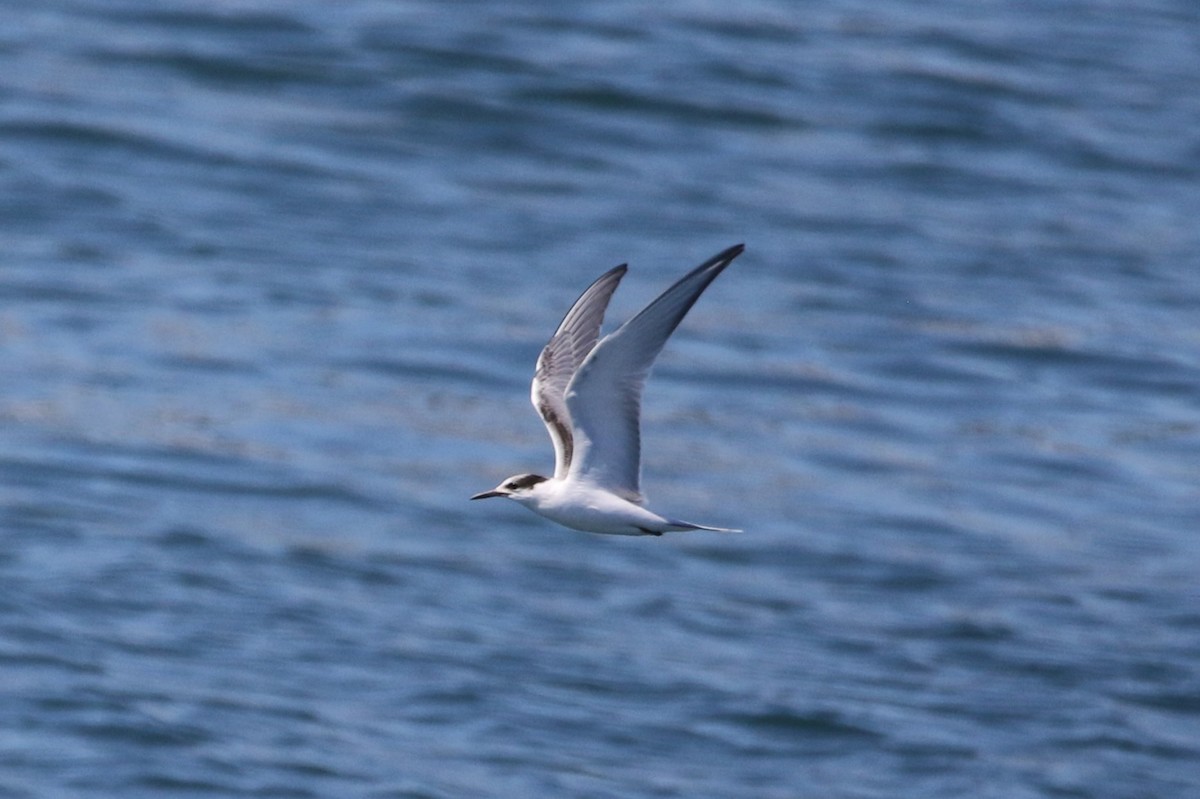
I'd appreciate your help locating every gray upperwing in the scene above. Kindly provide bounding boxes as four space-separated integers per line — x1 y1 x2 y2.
531 263 627 479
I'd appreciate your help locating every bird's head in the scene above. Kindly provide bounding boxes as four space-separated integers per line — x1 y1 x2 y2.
470 473 549 503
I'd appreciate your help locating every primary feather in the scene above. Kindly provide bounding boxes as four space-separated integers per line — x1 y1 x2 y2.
531 264 626 479
565 244 744 502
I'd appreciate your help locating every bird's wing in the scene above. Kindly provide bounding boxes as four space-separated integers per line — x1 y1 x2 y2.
532 264 627 479
564 244 744 502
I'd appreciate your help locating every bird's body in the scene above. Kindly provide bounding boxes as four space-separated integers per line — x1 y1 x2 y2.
500 476 728 536
472 244 744 536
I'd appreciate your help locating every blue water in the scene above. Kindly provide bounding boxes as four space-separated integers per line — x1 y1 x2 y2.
3 1 1199 796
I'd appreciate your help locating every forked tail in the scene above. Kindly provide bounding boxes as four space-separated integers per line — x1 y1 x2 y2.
666 519 742 533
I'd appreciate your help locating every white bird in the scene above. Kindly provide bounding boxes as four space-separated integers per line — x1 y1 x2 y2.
471 244 744 536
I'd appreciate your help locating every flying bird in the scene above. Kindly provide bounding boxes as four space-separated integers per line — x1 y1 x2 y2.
471 244 744 536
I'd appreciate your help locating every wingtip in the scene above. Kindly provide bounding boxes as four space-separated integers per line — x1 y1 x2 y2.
699 243 745 272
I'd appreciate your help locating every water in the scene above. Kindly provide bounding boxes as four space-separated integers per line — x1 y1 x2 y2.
2 1 1199 796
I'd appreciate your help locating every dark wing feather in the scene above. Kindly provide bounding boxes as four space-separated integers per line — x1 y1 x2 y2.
531 264 627 479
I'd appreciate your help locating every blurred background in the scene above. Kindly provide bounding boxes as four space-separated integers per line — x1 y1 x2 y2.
2 1 1198 797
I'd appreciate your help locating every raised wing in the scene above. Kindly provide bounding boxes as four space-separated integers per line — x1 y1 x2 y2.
532 264 627 479
564 244 744 502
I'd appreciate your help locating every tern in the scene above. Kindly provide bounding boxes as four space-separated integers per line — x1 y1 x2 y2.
471 244 744 536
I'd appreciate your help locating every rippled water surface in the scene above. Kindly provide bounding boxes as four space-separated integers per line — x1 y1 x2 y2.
3 1 1199 797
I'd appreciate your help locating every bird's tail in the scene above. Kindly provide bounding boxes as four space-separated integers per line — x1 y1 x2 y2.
666 519 742 533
